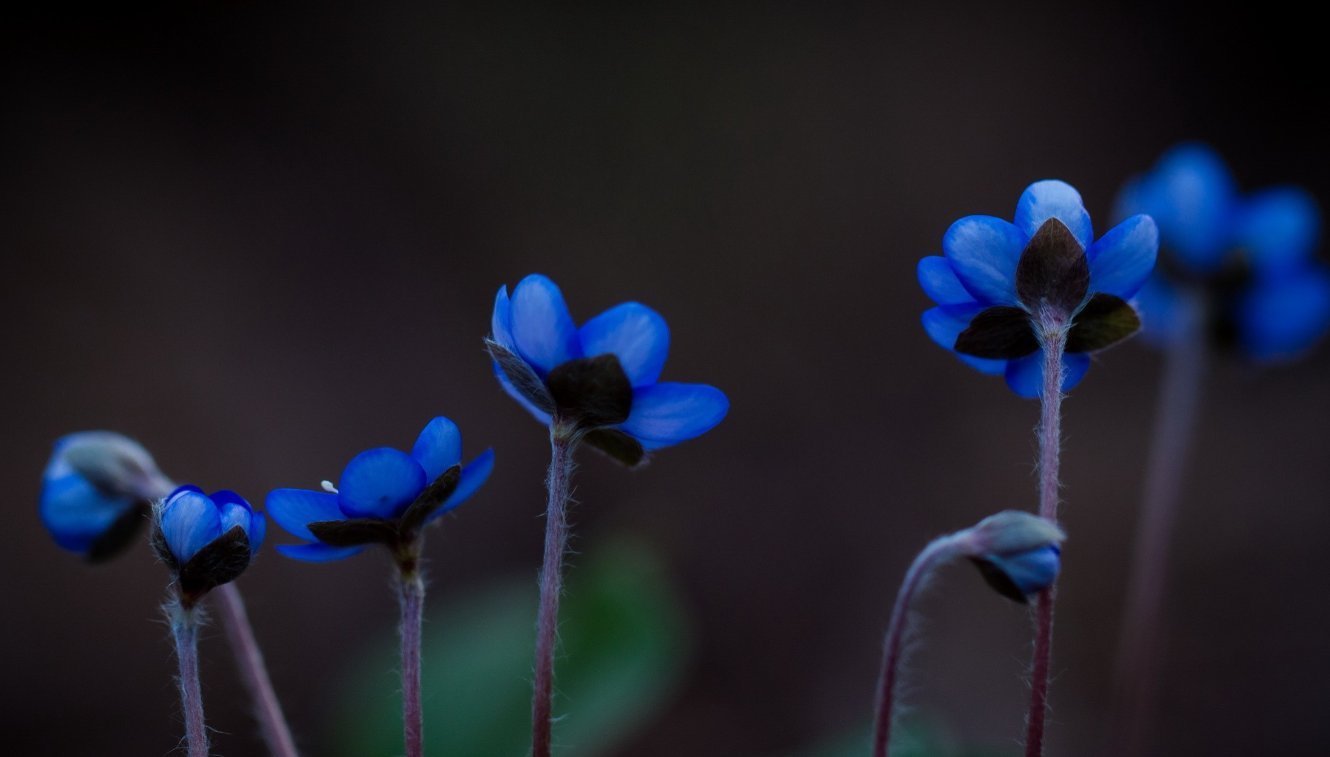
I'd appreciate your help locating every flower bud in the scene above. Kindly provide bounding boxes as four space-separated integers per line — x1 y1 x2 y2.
961 510 1065 603
152 486 266 602
39 431 173 561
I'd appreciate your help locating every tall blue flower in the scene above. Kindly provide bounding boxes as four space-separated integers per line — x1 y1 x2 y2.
266 417 494 563
487 274 729 465
919 180 1158 397
40 431 174 561
152 486 266 601
1117 143 1330 360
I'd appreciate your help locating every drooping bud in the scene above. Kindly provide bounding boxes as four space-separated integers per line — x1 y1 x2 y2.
39 431 174 561
960 510 1065 603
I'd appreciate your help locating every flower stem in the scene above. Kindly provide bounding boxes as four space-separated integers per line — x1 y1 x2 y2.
169 599 210 757
213 583 300 757
399 562 426 757
872 534 965 757
1109 290 1208 756
1026 323 1068 757
531 421 577 757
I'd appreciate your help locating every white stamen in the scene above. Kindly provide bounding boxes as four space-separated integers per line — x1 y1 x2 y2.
320 480 339 494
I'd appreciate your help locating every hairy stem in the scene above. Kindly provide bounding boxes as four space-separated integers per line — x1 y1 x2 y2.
214 584 300 757
531 422 577 757
1110 290 1208 756
872 534 966 757
170 600 209 757
1026 323 1067 757
399 563 426 757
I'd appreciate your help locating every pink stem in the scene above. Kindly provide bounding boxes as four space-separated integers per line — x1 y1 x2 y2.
531 424 576 757
1026 322 1067 757
214 584 300 757
872 535 964 757
1110 291 1207 756
170 600 210 757
399 568 426 757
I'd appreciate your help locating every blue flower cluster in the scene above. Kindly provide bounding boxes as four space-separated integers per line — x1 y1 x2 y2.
919 180 1158 397
1118 144 1330 360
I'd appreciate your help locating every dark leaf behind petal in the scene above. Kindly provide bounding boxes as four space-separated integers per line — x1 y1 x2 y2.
87 502 149 563
308 518 399 547
584 429 647 468
178 526 252 598
1016 219 1089 315
954 306 1039 359
1067 293 1142 352
968 556 1029 604
486 339 556 414
548 355 633 429
399 465 462 535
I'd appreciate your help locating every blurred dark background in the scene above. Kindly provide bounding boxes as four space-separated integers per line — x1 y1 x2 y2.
4 3 1329 755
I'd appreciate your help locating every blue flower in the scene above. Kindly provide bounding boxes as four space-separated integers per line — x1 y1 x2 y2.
266 417 494 563
487 274 729 465
919 180 1158 397
153 486 266 599
1116 143 1330 360
40 431 173 561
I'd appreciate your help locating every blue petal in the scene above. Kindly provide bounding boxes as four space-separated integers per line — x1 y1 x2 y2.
160 489 222 564
1015 180 1093 251
491 285 516 350
1238 187 1320 275
494 361 554 425
942 215 1026 305
577 302 670 387
509 274 581 373
38 473 136 554
431 448 496 522
1118 144 1236 272
219 502 251 534
1088 215 1159 299
276 542 365 563
917 256 978 307
247 512 266 554
920 305 1007 376
620 383 729 448
986 545 1061 595
1238 265 1330 361
265 489 343 541
210 490 252 512
1003 351 1092 399
410 417 463 481
337 448 428 519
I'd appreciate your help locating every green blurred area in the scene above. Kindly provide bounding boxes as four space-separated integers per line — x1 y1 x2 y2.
336 539 693 757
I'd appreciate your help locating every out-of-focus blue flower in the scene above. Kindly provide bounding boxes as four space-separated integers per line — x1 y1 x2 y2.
1116 143 1330 361
266 417 494 563
961 510 1064 602
487 274 729 465
919 180 1158 397
40 431 173 561
153 486 265 599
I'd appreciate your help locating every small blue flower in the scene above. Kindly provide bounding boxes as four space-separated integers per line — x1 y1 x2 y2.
153 486 266 599
972 545 1062 602
487 274 729 465
266 417 494 563
40 431 173 561
1116 143 1330 360
919 180 1158 397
